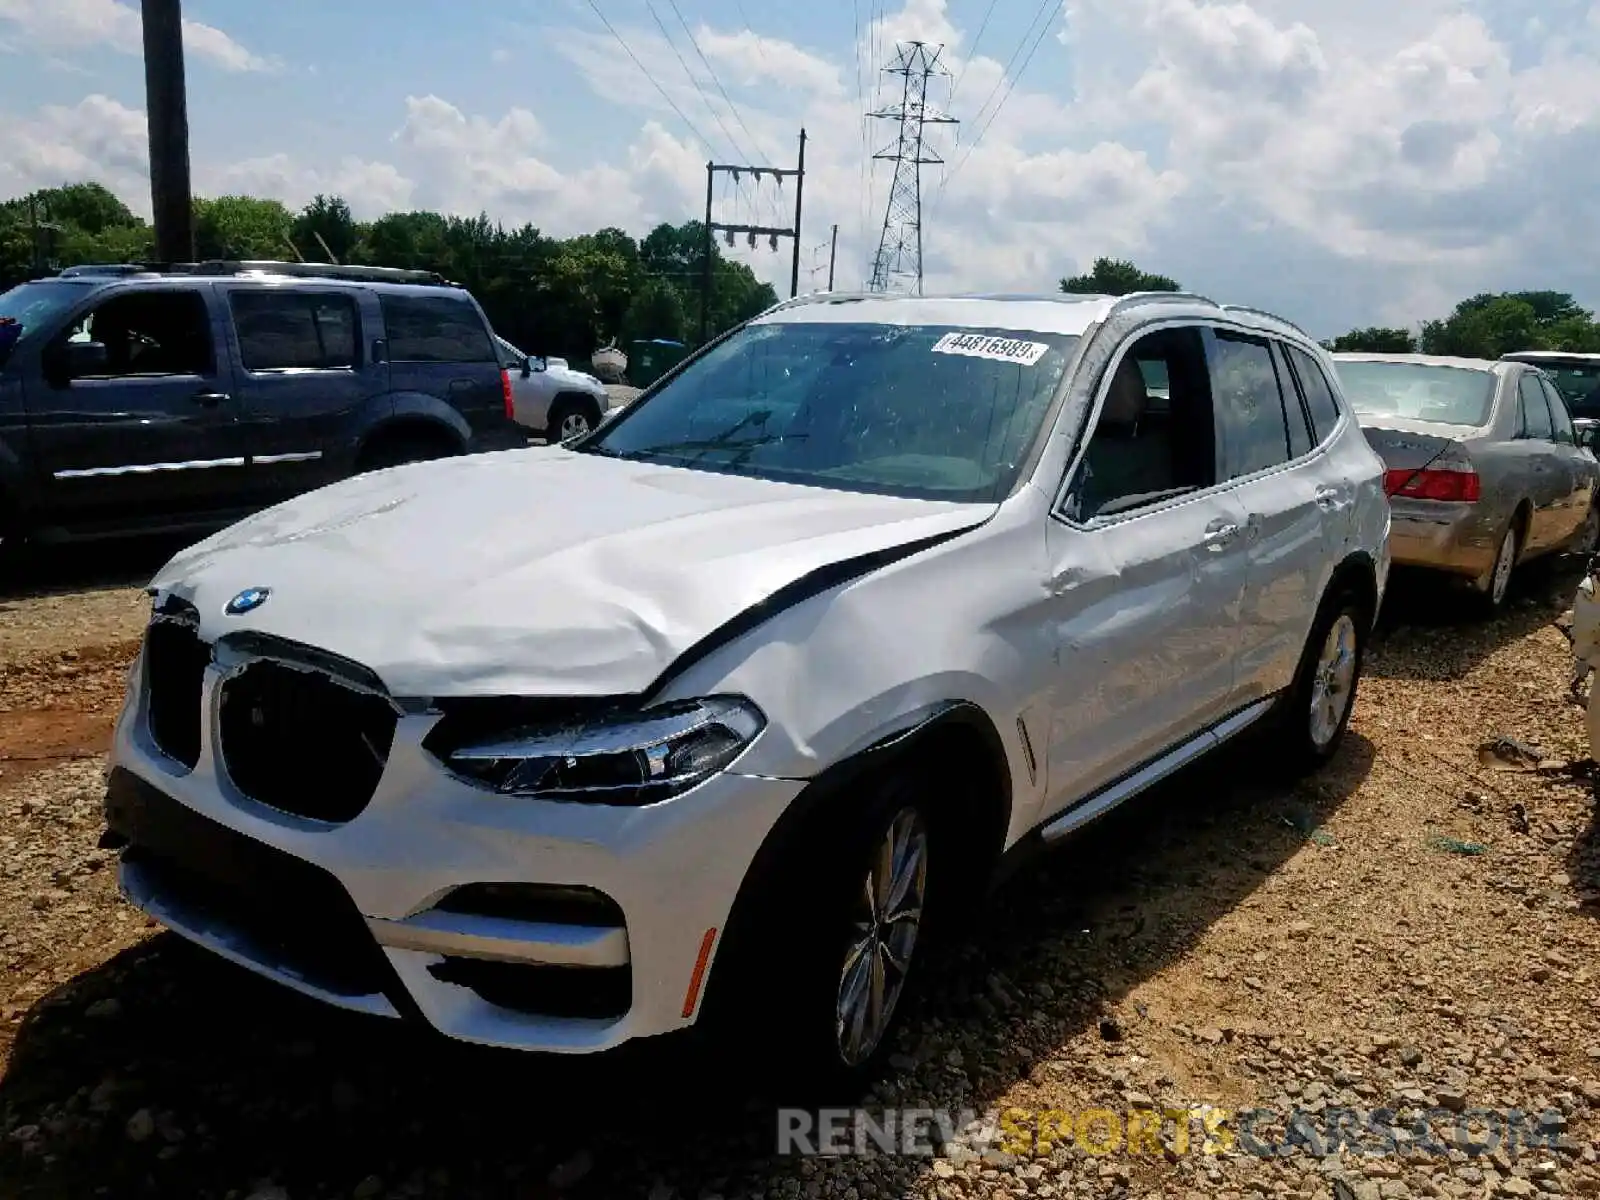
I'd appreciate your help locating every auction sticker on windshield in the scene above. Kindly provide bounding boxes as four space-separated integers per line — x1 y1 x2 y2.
932 332 1049 366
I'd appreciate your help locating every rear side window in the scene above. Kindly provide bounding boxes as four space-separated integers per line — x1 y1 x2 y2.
1272 343 1313 459
1284 345 1342 443
1541 377 1577 445
380 293 495 363
1519 374 1553 439
231 291 357 371
1211 333 1291 479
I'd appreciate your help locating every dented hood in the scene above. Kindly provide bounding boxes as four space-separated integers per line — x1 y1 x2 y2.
149 446 995 697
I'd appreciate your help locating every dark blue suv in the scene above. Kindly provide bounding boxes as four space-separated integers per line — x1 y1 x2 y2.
0 260 525 550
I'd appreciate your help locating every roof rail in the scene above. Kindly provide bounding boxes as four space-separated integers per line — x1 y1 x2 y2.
58 260 455 286
1105 290 1219 317
1218 303 1311 339
183 260 453 286
57 263 160 278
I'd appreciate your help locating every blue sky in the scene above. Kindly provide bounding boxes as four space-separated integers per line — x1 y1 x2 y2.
2 0 1599 339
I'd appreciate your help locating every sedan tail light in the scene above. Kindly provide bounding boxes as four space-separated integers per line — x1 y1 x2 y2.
500 368 515 420
1384 467 1481 502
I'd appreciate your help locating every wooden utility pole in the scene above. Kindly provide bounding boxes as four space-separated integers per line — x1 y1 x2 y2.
699 128 809 343
789 128 807 299
141 0 195 263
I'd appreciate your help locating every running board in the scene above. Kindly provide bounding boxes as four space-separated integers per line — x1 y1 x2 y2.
1038 697 1278 844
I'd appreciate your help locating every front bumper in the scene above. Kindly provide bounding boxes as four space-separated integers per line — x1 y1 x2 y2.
104 640 802 1053
1385 498 1499 580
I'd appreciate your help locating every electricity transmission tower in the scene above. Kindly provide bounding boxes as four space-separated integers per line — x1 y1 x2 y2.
868 42 957 295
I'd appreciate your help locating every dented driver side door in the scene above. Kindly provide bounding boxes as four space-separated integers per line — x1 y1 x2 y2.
1038 327 1252 819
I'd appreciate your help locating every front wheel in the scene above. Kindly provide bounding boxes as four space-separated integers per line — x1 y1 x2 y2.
547 398 599 443
1571 505 1599 558
1272 588 1369 775
705 772 942 1098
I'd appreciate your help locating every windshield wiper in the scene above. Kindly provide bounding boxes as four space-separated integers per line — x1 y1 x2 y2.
611 432 805 464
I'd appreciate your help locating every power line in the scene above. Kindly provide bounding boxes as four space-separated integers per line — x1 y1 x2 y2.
644 0 748 162
936 0 1058 200
581 0 712 151
948 0 1000 104
665 0 769 160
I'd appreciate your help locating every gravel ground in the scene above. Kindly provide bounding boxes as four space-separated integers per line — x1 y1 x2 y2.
1 552 1599 1200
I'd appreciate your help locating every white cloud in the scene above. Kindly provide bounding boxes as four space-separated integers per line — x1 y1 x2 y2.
0 93 149 208
205 154 416 219
0 0 276 72
10 0 1600 335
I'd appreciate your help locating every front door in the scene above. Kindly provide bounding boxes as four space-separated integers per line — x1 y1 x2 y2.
220 284 382 506
1041 324 1251 817
25 285 242 531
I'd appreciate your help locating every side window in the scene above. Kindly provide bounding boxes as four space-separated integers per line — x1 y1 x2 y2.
1541 377 1576 445
380 294 495 363
1067 325 1217 521
231 291 358 372
1518 374 1553 440
63 290 214 378
1284 345 1342 444
1272 342 1313 459
1211 332 1291 480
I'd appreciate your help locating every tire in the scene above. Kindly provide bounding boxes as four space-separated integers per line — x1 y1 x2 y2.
706 770 943 1100
1271 586 1369 776
1570 504 1599 558
546 396 600 444
1477 522 1520 615
356 431 457 473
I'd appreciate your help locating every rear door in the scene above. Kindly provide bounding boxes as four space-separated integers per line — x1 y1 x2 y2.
25 284 242 530
220 283 383 505
1206 329 1331 700
1539 374 1594 542
377 290 504 445
1515 371 1564 551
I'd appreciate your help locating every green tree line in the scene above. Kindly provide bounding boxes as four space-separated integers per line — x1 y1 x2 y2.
0 183 779 365
1058 256 1600 361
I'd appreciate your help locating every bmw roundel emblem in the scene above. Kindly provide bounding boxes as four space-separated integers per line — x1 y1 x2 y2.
224 587 271 616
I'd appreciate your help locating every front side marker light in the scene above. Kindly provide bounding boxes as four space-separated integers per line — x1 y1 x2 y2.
446 696 766 805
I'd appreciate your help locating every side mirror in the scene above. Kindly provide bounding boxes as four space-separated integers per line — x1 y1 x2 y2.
44 339 108 385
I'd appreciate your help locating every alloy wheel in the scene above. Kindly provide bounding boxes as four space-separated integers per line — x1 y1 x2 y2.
835 806 928 1068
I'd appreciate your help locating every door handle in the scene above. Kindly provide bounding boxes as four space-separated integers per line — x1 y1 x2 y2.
1203 522 1241 550
193 390 230 407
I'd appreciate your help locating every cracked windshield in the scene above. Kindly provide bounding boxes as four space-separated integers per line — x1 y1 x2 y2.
585 322 1079 502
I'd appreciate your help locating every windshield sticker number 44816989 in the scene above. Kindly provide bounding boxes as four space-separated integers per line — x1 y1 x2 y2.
932 332 1049 367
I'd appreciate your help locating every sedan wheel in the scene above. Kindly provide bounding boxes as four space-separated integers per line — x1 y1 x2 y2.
1486 526 1518 609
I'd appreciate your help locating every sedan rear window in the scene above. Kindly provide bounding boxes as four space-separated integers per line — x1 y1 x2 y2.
583 321 1080 503
1335 361 1496 427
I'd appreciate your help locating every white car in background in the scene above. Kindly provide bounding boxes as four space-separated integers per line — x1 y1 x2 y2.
495 335 612 442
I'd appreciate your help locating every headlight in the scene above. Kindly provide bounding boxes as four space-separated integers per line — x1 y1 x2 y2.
444 695 765 804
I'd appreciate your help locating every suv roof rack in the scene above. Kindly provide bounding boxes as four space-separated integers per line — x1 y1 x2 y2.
58 260 454 286
1217 303 1311 340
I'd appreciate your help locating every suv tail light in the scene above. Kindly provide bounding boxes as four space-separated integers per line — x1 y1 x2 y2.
1384 467 1480 502
500 368 515 420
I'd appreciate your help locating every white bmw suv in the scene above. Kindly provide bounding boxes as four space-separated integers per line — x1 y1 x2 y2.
101 291 1390 1088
